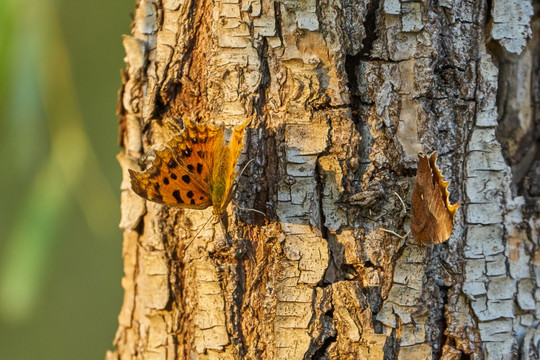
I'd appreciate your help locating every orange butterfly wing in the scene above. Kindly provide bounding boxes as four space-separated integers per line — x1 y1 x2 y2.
129 147 211 208
166 121 223 184
130 120 249 214
210 122 248 213
129 121 224 208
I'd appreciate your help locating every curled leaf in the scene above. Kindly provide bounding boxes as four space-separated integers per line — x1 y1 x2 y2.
411 152 460 244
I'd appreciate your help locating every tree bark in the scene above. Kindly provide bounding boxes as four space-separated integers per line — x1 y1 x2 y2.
108 0 540 359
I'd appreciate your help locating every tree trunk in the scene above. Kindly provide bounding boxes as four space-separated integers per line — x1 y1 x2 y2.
108 0 540 359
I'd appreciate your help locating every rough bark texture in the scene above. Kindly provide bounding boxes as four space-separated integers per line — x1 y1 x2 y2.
108 0 540 359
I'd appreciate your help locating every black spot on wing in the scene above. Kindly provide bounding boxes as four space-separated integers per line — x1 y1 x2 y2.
163 177 169 185
167 159 177 169
192 137 198 144
196 163 203 174
172 190 183 203
187 191 194 198
197 150 205 158
190 199 195 204
170 173 177 180
182 175 191 184
183 148 192 157
187 164 194 172
154 183 160 191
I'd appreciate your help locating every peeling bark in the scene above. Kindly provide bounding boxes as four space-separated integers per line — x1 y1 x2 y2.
108 0 540 359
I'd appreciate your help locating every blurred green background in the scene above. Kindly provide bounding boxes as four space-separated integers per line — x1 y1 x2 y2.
0 0 133 358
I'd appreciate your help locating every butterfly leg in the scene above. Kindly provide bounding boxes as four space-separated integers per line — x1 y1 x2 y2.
185 214 215 251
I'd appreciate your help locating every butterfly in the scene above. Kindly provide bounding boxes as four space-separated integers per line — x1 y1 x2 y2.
411 152 460 244
129 119 249 218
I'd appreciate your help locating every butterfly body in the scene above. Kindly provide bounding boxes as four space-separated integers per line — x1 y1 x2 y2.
210 145 235 215
129 120 248 217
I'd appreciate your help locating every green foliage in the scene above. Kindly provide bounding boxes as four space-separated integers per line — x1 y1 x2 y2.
0 0 132 357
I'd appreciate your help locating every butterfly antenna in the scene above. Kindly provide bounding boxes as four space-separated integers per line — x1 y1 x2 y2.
233 201 266 216
185 215 215 251
232 159 265 217
237 158 255 179
230 158 255 195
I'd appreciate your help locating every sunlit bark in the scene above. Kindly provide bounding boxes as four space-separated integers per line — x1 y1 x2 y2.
108 0 540 359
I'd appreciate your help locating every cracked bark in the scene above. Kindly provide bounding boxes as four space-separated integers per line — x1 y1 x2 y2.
108 0 540 359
